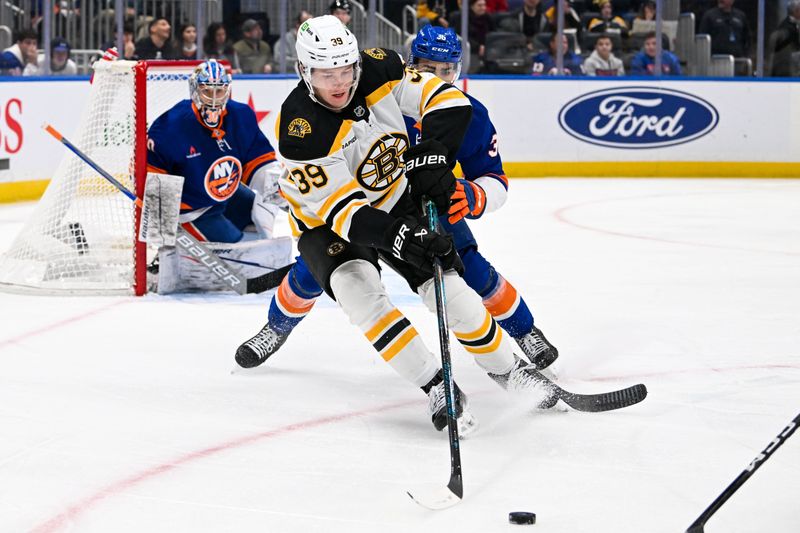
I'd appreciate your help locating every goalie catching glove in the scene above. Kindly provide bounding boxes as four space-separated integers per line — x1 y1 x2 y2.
402 139 456 215
448 178 487 224
385 216 463 275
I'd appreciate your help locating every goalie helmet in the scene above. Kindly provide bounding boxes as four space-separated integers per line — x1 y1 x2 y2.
295 15 361 111
189 59 231 128
409 26 463 84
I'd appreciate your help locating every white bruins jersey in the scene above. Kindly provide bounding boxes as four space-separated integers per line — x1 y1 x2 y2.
277 48 471 239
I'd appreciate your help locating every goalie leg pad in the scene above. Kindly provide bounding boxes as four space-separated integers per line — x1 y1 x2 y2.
250 191 282 239
139 172 184 247
417 270 516 375
330 259 439 388
156 236 293 294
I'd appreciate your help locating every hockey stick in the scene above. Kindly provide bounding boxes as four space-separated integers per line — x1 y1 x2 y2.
407 198 463 510
536 371 648 413
685 412 800 533
43 124 287 295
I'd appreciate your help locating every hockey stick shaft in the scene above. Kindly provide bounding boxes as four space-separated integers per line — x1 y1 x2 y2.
43 124 286 295
425 198 463 497
686 412 800 533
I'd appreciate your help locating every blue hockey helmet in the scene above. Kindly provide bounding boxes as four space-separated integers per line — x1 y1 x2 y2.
189 59 232 128
409 25 462 82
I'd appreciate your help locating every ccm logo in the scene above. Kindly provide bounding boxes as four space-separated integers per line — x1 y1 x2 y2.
404 154 446 172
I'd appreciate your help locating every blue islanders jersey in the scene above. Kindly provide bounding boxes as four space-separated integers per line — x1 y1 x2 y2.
147 99 277 215
404 93 507 191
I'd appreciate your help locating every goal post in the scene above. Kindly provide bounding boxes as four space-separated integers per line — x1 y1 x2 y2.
0 59 206 295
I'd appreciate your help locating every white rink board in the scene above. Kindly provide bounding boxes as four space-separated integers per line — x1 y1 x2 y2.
465 78 800 163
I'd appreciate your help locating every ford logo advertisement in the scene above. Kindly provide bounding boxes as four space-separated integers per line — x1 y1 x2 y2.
558 87 719 149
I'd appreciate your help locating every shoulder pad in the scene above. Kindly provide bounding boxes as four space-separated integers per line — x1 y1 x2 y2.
278 83 344 161
357 48 404 96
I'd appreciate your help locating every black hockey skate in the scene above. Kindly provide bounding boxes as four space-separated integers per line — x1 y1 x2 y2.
235 323 290 368
426 374 478 435
514 326 558 370
489 358 560 409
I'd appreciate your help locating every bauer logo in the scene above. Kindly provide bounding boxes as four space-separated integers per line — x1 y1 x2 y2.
204 156 242 202
558 87 718 149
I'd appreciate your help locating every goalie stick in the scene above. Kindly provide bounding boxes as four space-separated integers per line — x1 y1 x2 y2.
43 123 288 295
685 412 800 533
407 199 463 511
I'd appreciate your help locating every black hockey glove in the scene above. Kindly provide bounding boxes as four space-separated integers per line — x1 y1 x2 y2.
402 139 456 215
384 217 463 275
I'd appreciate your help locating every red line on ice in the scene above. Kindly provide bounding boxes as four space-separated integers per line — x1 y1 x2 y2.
0 300 130 350
30 397 423 533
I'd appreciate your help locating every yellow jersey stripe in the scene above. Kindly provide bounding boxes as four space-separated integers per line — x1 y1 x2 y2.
285 194 325 228
419 77 444 116
366 79 402 107
463 328 504 355
365 308 404 342
454 312 492 342
381 327 418 362
333 199 368 236
371 178 404 210
319 180 360 220
328 120 354 156
423 89 468 114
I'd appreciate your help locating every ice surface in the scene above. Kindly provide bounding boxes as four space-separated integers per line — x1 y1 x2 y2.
1 179 798 532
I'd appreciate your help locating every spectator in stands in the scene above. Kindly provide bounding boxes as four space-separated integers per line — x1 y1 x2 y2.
469 0 496 60
584 33 624 76
204 22 241 73
634 0 656 23
485 0 508 13
0 28 39 75
588 1 629 38
699 0 750 58
532 32 585 75
769 0 800 77
177 23 198 60
545 0 582 40
631 31 682 75
274 10 312 73
513 0 548 50
234 19 275 74
135 17 179 60
418 0 449 28
330 0 352 26
101 23 137 60
23 37 77 76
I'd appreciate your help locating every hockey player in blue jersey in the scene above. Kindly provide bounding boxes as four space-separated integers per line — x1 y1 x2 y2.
146 59 290 292
235 26 559 374
147 59 282 243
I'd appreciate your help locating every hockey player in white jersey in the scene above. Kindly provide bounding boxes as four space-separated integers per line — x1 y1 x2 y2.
237 16 558 431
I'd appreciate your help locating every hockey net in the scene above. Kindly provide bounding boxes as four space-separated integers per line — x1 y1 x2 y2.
0 60 203 295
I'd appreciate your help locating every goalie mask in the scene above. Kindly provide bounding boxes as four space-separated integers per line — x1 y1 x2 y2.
189 59 231 128
409 25 462 84
295 15 361 112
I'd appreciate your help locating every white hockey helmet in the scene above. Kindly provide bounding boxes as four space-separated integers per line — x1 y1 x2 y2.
295 15 361 111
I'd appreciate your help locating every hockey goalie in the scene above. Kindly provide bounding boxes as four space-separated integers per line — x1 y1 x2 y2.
142 59 291 293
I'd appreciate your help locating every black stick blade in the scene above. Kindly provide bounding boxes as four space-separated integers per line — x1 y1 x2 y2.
558 383 648 413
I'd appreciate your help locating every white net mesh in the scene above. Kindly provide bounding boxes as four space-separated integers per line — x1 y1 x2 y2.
0 60 198 295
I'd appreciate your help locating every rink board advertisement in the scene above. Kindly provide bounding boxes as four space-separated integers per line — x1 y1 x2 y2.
1 76 798 202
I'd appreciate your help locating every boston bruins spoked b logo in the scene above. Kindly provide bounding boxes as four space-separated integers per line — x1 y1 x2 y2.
356 133 409 192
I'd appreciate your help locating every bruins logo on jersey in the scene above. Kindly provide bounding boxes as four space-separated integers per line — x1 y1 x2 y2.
364 48 386 60
287 118 312 138
356 133 409 192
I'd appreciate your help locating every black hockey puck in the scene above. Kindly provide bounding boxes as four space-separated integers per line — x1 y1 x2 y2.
509 511 536 525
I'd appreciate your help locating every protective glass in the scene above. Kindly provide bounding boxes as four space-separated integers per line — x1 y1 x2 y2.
414 60 461 84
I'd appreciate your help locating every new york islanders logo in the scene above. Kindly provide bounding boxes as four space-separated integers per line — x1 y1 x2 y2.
204 156 242 201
